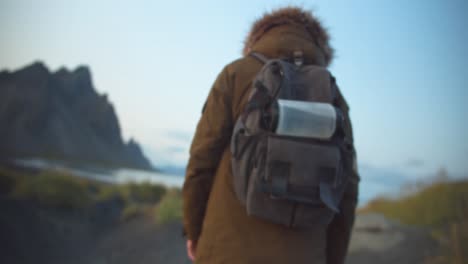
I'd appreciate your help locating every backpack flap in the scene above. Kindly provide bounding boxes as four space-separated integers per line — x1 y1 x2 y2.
263 136 342 205
244 135 342 227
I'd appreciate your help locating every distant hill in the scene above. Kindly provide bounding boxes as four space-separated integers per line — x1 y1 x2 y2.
0 62 152 170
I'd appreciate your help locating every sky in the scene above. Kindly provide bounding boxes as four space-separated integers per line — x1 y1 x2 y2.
1 0 467 179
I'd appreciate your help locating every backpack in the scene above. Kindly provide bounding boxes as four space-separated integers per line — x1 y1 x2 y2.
230 52 354 228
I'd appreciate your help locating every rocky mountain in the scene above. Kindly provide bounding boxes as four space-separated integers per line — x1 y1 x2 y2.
0 62 152 170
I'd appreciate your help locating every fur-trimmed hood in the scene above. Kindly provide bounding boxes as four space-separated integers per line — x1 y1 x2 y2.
243 7 334 66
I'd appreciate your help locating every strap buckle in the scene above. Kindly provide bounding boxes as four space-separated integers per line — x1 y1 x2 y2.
293 51 304 67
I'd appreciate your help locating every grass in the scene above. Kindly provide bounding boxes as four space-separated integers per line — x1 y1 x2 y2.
121 203 152 221
361 179 468 263
97 181 166 205
0 167 24 193
0 166 183 224
11 170 93 209
97 182 168 222
155 188 183 225
360 180 468 227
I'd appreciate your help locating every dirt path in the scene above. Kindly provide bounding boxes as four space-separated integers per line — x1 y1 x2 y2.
0 195 439 264
91 213 439 264
91 217 190 264
0 195 191 264
347 213 439 264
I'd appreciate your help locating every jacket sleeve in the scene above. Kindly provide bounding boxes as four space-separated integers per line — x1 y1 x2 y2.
326 87 359 264
182 66 233 241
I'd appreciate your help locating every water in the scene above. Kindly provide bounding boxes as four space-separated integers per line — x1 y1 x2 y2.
13 158 416 207
14 158 185 188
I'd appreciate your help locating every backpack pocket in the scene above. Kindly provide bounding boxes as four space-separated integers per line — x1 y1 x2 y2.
231 120 260 204
245 135 342 228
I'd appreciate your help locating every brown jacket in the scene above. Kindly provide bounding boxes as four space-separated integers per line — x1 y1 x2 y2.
183 7 359 264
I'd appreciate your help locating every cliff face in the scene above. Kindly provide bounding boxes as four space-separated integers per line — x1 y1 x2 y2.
0 62 152 170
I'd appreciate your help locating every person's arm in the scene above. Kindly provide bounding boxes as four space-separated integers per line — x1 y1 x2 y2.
326 87 359 264
183 66 234 244
326 179 358 264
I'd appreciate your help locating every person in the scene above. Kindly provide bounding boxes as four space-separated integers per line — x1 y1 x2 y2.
182 6 359 264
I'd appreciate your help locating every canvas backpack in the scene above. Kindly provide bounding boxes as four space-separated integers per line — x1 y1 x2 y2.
230 52 354 228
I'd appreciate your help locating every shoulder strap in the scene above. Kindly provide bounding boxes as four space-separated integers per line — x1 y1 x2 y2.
249 52 269 64
251 51 305 66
